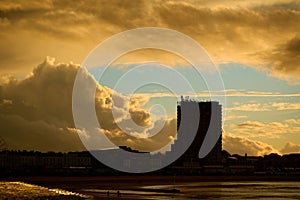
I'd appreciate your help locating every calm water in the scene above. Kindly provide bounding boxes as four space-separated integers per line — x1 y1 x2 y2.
83 181 300 199
1 181 300 199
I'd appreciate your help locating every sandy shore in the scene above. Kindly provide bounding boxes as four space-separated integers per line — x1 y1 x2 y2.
4 175 300 189
3 175 300 199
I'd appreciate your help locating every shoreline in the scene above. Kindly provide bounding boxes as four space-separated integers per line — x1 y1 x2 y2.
4 175 300 187
2 176 300 199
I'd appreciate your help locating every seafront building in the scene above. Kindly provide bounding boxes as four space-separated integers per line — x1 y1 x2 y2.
1 99 300 175
0 99 223 174
174 100 222 165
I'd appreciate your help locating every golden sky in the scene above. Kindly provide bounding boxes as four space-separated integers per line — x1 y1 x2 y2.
0 0 299 82
0 0 299 155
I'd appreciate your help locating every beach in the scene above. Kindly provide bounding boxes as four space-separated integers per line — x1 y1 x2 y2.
2 176 300 199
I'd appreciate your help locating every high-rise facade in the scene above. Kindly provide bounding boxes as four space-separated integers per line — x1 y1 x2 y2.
171 99 222 169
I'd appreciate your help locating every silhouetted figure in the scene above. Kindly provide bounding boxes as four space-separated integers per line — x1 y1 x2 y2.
117 190 121 197
107 190 109 197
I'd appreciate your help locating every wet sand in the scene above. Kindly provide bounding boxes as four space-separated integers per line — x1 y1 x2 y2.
0 181 90 199
8 175 300 187
3 176 300 199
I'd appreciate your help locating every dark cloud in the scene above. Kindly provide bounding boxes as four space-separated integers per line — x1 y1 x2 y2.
0 58 176 152
260 36 300 83
0 58 83 151
0 0 300 83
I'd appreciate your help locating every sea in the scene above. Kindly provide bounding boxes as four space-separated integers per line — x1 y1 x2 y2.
1 181 300 199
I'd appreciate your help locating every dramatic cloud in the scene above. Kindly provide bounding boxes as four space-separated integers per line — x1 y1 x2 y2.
260 36 300 84
223 133 278 156
0 58 85 151
0 0 300 83
0 0 299 155
0 58 176 152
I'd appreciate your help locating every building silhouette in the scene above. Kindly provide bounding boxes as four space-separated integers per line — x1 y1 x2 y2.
4 100 299 175
167 99 222 173
0 99 224 175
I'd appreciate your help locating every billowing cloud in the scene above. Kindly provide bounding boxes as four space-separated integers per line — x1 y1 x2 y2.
223 133 278 156
0 58 85 151
280 142 300 154
0 0 300 83
0 58 176 152
260 36 300 84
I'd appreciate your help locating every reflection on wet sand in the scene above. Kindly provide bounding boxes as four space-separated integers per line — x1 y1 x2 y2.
0 181 90 199
1 180 300 199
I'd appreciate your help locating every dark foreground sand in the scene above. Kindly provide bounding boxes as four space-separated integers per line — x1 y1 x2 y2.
3 176 300 199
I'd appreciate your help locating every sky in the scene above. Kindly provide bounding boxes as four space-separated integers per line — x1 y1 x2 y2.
0 0 299 156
